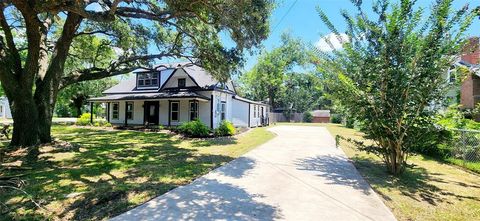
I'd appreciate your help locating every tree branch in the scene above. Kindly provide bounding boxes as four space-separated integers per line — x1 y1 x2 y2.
0 4 21 72
60 52 194 88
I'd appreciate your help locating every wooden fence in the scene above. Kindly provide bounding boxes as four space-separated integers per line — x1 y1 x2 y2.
268 112 304 123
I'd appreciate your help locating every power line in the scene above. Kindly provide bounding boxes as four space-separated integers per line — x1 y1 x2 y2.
271 0 298 33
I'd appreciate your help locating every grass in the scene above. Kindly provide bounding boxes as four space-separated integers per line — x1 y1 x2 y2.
446 158 480 174
0 125 275 220
277 122 480 221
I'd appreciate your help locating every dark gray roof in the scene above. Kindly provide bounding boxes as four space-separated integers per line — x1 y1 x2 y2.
182 64 217 88
88 91 210 102
103 63 228 94
233 96 269 106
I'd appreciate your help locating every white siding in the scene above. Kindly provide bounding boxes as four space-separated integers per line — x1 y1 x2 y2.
232 98 249 127
162 69 197 89
0 97 12 119
109 101 144 125
159 100 169 125
248 103 268 127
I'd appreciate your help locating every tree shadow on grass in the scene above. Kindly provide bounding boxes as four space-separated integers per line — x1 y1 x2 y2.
1 128 248 220
349 155 480 206
190 136 238 147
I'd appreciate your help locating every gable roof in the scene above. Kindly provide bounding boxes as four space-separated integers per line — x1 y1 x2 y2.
103 63 235 94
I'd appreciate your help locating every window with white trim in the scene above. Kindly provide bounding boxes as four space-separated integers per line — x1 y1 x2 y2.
137 72 159 88
253 105 256 118
189 101 198 120
171 102 179 121
221 101 226 120
126 102 134 120
112 103 119 119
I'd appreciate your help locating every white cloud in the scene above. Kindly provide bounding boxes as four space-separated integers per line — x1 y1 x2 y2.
315 33 349 52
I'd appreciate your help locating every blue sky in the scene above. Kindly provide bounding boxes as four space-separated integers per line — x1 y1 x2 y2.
238 0 480 72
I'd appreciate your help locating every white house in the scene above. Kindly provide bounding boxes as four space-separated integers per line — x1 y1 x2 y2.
0 96 12 119
88 63 270 128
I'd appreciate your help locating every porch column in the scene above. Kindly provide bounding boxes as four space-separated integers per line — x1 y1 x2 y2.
90 102 94 124
106 102 110 123
124 101 128 126
210 95 214 128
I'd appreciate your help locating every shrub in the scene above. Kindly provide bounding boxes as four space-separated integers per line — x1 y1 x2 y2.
408 125 453 158
303 111 313 123
76 113 92 126
215 120 236 136
178 120 210 137
94 122 101 127
331 114 342 124
103 122 112 127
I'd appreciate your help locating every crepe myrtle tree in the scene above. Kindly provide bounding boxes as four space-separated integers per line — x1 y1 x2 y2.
0 1 272 149
315 0 474 175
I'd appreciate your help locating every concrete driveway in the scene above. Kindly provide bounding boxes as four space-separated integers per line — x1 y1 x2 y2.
111 126 396 221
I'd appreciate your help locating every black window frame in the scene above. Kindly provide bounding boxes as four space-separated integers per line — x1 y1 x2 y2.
178 78 186 88
170 101 180 121
189 101 199 121
221 101 226 121
137 72 159 88
112 102 119 119
126 102 134 120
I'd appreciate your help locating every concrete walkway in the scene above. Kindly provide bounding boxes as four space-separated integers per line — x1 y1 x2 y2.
111 126 396 221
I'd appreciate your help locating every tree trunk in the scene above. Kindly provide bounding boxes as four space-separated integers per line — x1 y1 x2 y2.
35 92 55 144
387 147 405 175
76 105 82 117
268 89 275 109
9 95 39 147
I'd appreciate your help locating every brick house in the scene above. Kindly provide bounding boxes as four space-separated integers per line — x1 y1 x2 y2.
459 37 480 111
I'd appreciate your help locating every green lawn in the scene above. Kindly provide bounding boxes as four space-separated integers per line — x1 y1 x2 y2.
278 123 480 221
0 125 275 220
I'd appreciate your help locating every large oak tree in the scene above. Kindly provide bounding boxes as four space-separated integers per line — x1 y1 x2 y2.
0 0 272 148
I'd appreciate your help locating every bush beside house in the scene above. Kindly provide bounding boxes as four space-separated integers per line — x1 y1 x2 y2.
76 113 112 127
177 120 237 138
215 120 236 136
177 120 211 137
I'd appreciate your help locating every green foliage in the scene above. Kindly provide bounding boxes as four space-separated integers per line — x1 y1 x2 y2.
178 120 211 137
331 114 342 124
315 0 473 174
215 120 236 136
76 113 93 126
75 113 111 127
56 78 118 117
437 105 480 130
240 33 317 108
303 111 313 123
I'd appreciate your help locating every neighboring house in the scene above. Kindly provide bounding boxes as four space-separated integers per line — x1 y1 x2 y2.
311 110 330 123
0 97 12 119
458 37 480 111
443 37 480 120
88 63 270 128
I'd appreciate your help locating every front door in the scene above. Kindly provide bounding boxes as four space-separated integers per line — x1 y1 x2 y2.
144 101 159 125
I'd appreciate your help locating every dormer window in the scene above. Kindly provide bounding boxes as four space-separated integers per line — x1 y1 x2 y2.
178 78 186 88
138 72 159 88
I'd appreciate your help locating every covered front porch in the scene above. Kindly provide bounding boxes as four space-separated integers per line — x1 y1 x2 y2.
88 91 212 127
